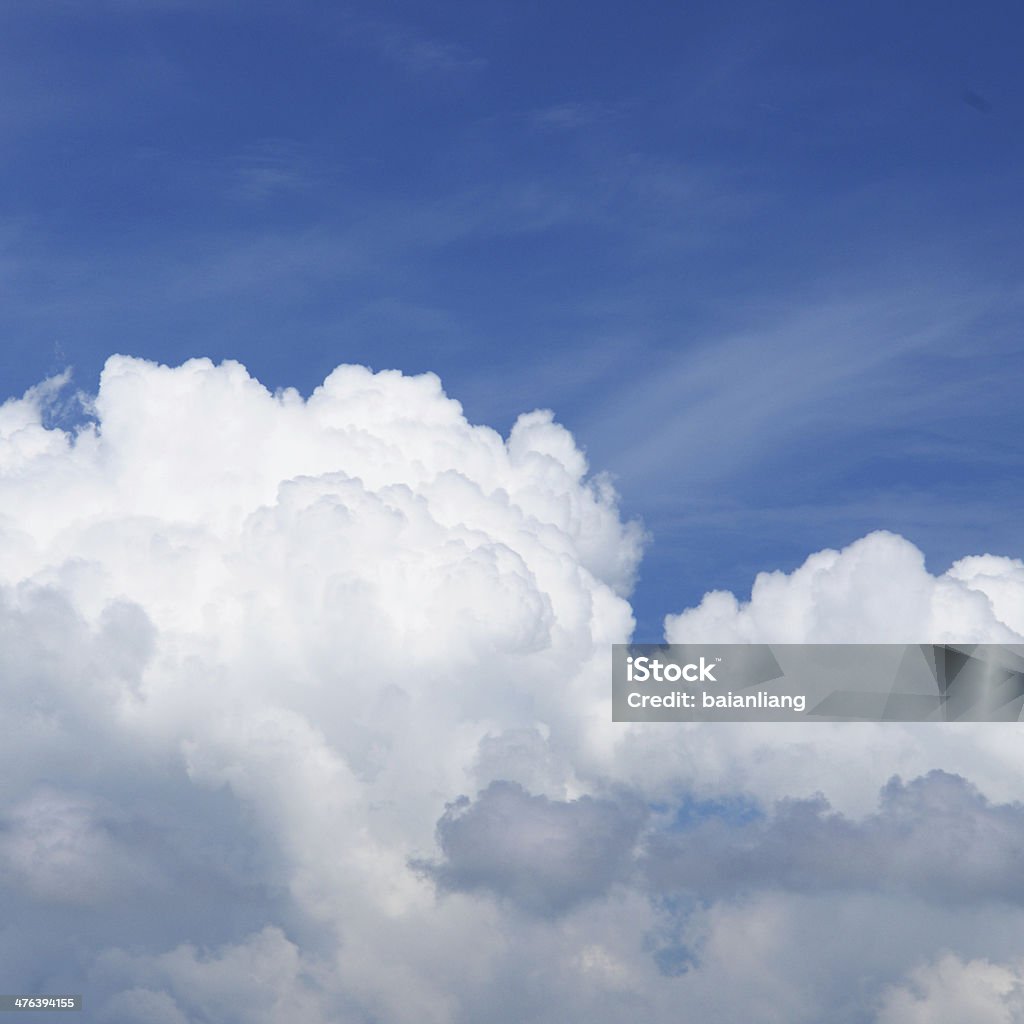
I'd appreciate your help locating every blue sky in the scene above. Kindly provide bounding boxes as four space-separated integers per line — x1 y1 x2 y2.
2 0 1022 636
5 8 1024 1019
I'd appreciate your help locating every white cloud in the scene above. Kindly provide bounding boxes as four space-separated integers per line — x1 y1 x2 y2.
0 355 643 1020
94 928 339 1024
878 954 1024 1024
627 531 1024 817
3 356 1024 1022
665 531 1024 643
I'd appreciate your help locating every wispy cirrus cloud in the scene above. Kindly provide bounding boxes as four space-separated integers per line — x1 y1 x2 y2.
350 16 486 77
527 101 625 133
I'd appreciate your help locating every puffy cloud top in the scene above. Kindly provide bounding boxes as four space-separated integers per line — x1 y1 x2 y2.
0 356 649 1022
665 531 1024 643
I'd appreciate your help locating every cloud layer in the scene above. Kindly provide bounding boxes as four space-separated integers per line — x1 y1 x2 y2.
2 356 1024 1022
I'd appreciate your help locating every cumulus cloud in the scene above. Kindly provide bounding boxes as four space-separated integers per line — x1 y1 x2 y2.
418 781 646 915
642 770 1024 905
624 532 1024 819
877 954 1024 1024
0 356 645 1021
0 788 149 905
418 768 1024 924
665 531 1024 644
93 927 341 1024
3 355 1024 1022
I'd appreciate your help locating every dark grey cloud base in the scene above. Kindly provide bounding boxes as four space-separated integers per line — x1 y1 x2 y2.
422 771 1024 917
414 782 647 916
